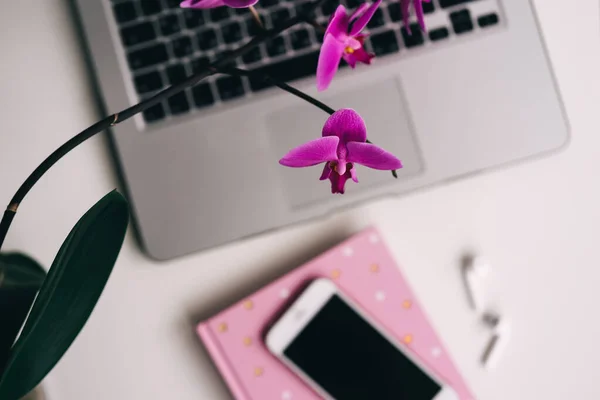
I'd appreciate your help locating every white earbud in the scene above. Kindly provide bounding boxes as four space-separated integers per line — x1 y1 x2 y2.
480 311 511 369
461 255 511 369
462 256 490 312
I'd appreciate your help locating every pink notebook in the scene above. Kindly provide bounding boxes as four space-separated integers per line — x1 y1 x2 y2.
197 228 474 399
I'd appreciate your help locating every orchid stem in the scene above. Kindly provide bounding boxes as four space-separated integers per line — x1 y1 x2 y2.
248 6 264 30
0 0 329 251
220 67 335 115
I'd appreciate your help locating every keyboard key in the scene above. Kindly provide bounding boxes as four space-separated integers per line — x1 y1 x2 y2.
262 0 279 7
248 51 319 91
128 44 169 70
367 9 385 28
428 26 449 41
167 92 190 114
210 7 230 22
218 50 238 69
165 0 183 8
183 10 205 28
478 13 499 28
439 0 474 8
266 36 286 57
314 28 324 42
370 31 398 56
270 9 290 28
113 2 137 23
242 46 262 64
192 83 215 108
134 71 163 93
450 9 473 34
222 22 243 44
140 0 162 15
216 76 245 101
120 22 156 47
388 3 402 22
321 1 338 15
422 1 435 13
143 103 166 123
171 36 194 57
190 56 211 73
159 14 182 36
246 15 267 36
166 64 188 84
295 2 313 16
401 23 424 48
196 29 218 50
344 0 362 8
290 29 311 50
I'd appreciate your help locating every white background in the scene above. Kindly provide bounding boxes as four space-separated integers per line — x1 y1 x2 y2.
0 1 599 399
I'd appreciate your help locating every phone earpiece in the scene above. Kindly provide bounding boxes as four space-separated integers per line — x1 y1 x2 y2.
462 256 490 312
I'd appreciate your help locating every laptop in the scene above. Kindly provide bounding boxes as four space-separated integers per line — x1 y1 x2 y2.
74 0 568 260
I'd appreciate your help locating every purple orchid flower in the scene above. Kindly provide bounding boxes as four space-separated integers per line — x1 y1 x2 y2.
180 0 257 9
401 0 431 32
316 0 382 91
279 109 402 194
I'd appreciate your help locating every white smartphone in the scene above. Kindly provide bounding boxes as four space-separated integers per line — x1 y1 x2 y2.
266 278 459 400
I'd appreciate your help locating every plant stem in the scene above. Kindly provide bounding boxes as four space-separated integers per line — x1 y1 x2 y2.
248 6 264 30
0 0 328 251
221 67 335 115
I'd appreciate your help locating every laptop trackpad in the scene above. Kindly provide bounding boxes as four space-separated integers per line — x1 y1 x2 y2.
266 77 423 208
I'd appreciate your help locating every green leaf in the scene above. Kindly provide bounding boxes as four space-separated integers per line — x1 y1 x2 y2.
0 190 129 400
0 253 46 288
0 254 46 373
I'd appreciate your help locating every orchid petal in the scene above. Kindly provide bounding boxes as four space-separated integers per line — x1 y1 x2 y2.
354 33 369 43
349 3 370 22
329 173 340 193
322 109 367 143
401 0 411 33
316 34 345 91
329 172 350 194
343 53 357 68
346 142 403 170
325 5 350 40
223 0 258 7
279 136 339 167
414 0 426 30
180 0 226 8
349 0 383 36
320 164 333 180
350 165 359 182
346 37 362 50
352 47 374 65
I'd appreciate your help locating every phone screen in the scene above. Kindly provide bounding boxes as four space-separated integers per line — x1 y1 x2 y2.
283 295 442 400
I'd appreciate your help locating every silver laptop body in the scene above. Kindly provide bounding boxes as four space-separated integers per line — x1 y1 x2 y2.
75 0 568 260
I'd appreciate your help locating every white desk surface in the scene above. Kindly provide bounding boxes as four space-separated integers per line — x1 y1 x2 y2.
1 1 599 399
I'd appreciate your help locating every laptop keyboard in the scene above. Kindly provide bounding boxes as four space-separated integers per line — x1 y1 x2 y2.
110 0 502 124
